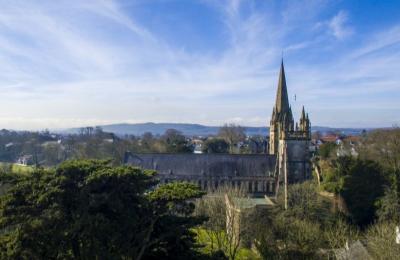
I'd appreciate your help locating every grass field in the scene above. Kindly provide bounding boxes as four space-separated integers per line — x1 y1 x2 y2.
0 163 33 195
194 228 261 260
11 164 35 174
0 162 35 175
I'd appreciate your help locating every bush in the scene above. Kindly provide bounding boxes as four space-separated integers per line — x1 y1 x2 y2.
318 142 337 159
341 159 387 227
365 221 400 259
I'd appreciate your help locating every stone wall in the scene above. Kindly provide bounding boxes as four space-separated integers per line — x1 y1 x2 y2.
279 139 311 183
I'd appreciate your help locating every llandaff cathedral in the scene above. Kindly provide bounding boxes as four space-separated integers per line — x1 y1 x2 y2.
126 61 312 195
269 61 312 184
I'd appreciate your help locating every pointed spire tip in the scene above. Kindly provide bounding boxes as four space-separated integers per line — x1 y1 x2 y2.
275 60 289 114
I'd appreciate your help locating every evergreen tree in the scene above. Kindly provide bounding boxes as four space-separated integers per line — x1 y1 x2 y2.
0 160 213 260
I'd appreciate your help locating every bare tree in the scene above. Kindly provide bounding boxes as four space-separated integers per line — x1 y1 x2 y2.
195 185 250 259
359 127 400 174
325 218 359 250
218 124 246 154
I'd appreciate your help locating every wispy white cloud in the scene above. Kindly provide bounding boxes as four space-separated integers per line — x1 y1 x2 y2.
0 0 399 129
350 26 400 59
81 0 155 41
328 10 353 39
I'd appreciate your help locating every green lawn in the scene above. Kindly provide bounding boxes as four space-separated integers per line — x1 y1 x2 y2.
0 162 35 175
194 228 261 260
11 164 35 175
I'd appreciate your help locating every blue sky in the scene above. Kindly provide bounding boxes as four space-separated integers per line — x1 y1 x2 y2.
0 0 400 130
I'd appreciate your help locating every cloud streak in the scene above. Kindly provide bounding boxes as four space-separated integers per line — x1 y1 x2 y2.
328 10 353 39
0 0 399 130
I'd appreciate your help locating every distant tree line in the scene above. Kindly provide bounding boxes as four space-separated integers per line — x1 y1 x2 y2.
0 127 195 166
0 124 267 167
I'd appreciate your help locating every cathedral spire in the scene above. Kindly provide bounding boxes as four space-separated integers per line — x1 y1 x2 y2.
275 60 290 114
301 106 306 120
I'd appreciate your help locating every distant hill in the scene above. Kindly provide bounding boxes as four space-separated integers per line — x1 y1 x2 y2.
60 123 369 137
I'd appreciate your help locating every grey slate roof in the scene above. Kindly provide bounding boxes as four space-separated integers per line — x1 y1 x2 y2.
125 152 276 177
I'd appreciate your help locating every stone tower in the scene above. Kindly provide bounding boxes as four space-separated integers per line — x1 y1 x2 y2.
269 61 294 155
269 61 312 182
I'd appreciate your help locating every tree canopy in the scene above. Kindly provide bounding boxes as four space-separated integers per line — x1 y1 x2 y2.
218 124 246 154
202 138 229 154
0 160 212 260
161 129 194 153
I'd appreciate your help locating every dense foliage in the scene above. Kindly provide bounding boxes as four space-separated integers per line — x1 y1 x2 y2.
320 156 387 226
318 142 337 159
217 124 246 154
160 129 194 153
202 138 229 153
0 160 213 260
341 159 387 226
